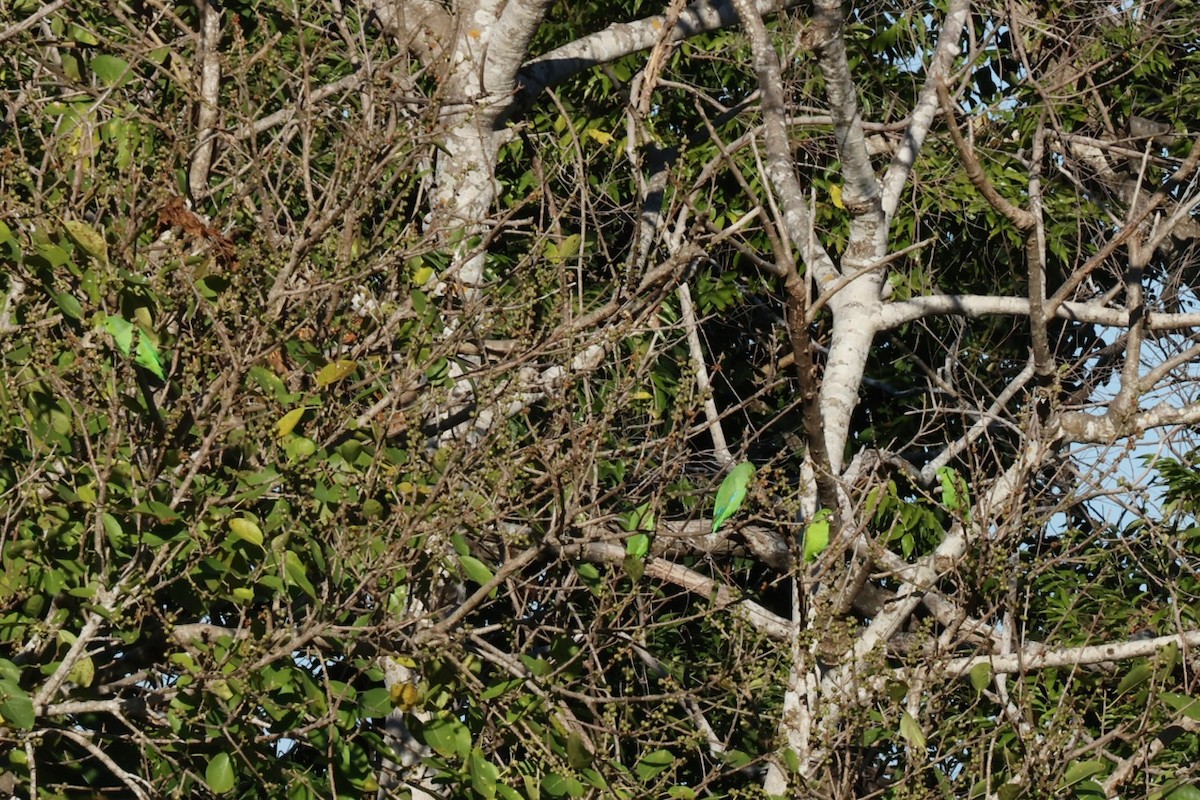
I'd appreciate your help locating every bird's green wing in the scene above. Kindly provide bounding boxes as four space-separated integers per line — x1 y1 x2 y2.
712 461 755 533
101 313 166 379
134 333 165 380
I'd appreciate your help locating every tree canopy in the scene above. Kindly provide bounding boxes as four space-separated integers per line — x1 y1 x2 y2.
3 0 1200 797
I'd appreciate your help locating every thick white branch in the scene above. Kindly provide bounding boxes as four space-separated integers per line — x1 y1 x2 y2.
188 0 222 199
879 293 1200 331
881 0 970 220
521 0 804 94
730 0 839 288
812 0 880 215
934 630 1200 677
1059 402 1200 444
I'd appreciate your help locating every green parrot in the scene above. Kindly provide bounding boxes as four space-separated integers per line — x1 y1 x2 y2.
712 461 755 533
802 512 830 563
100 313 166 380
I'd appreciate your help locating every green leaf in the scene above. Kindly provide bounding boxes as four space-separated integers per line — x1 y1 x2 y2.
69 24 98 45
68 654 95 688
90 54 131 87
281 550 317 598
969 662 991 693
458 554 495 587
635 748 675 780
285 436 316 461
622 552 644 582
626 501 655 532
899 711 926 749
422 716 471 759
625 532 650 559
1117 663 1153 695
101 512 125 547
359 687 392 717
54 291 83 320
0 679 35 730
712 461 755 533
35 242 70 267
566 731 592 770
205 752 235 794
1060 760 1106 787
276 407 307 438
1166 786 1200 800
1161 692 1200 722
579 768 607 789
469 750 500 799
62 219 108 263
542 773 584 798
412 264 434 285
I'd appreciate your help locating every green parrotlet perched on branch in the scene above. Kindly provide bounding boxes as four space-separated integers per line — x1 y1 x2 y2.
98 312 166 380
711 461 755 533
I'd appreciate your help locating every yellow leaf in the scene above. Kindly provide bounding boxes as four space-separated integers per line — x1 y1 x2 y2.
412 265 434 286
228 517 264 547
390 681 420 710
586 128 615 145
829 183 845 209
316 359 357 387
68 655 95 688
62 218 108 264
276 407 306 438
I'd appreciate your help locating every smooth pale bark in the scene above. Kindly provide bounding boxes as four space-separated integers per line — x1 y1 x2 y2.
725 0 968 787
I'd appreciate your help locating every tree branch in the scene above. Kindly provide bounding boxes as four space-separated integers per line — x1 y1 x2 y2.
729 0 837 287
187 0 222 199
556 540 791 639
520 0 805 99
1059 401 1200 444
879 293 1200 331
880 0 970 220
0 0 68 45
57 729 152 800
812 0 879 216
934 630 1200 677
936 80 1034 230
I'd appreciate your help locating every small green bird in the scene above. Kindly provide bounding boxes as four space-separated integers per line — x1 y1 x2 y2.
712 461 755 533
802 513 830 563
100 313 166 380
